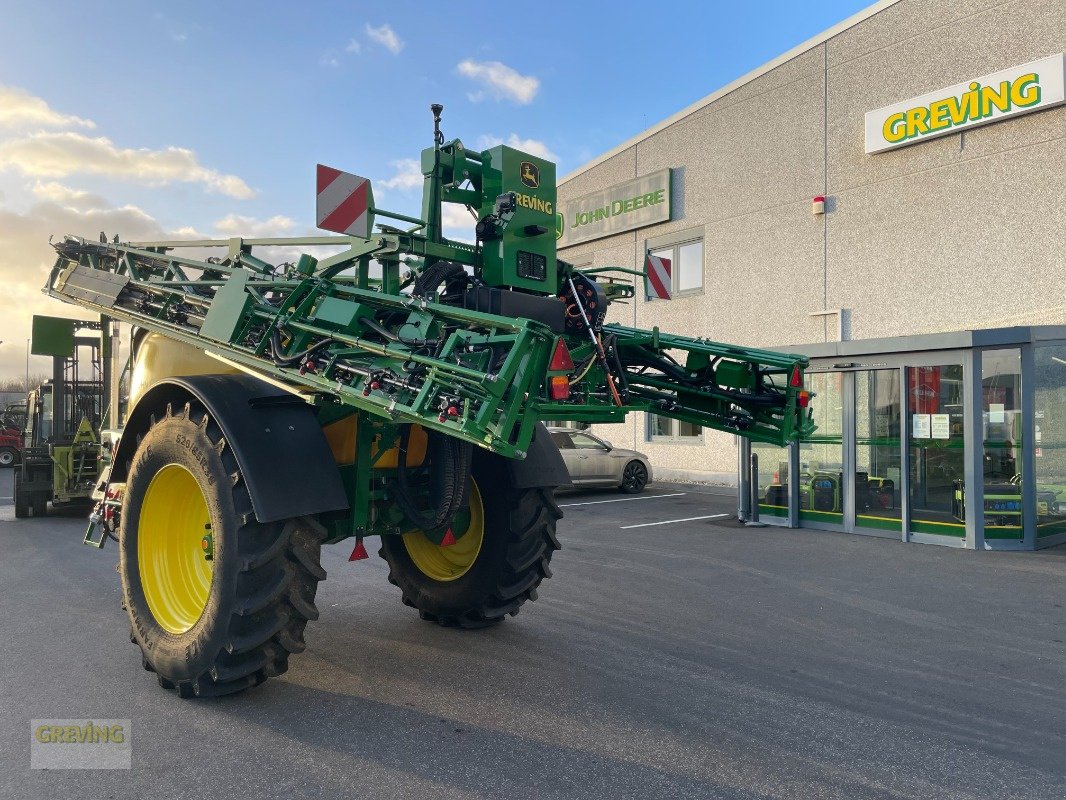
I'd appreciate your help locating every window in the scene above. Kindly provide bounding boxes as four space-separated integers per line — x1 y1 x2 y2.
645 237 703 299
646 415 702 442
570 432 609 450
549 431 575 450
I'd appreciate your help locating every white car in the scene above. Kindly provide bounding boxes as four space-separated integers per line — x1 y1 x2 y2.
548 427 653 493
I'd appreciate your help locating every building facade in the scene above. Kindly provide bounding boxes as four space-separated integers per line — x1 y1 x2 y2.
557 0 1065 495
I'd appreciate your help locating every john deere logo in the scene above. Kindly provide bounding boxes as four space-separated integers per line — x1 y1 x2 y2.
555 213 563 240
520 161 540 189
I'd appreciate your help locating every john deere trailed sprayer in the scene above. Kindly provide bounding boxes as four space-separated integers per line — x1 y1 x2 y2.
44 106 814 697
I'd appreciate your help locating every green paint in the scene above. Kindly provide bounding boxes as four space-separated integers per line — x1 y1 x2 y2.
45 112 814 546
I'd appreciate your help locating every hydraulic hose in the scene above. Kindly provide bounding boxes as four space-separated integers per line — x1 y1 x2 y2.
269 329 334 367
413 260 466 299
393 426 472 531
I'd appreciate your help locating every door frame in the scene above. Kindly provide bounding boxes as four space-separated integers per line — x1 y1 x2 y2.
803 349 973 542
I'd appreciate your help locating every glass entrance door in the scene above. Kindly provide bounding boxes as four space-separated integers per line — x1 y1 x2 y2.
798 372 845 528
906 363 966 539
853 369 903 535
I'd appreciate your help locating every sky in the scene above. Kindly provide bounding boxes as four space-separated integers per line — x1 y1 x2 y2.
0 0 872 381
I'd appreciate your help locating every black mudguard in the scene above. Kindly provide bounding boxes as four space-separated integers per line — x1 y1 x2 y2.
111 374 348 523
502 422 572 489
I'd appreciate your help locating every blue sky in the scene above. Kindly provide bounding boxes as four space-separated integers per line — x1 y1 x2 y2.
0 0 871 378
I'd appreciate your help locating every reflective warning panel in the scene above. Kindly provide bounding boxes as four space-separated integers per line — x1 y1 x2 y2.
316 165 375 238
644 253 671 300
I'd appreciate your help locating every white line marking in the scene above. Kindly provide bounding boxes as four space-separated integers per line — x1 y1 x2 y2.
0 496 11 501
559 493 686 508
621 513 729 529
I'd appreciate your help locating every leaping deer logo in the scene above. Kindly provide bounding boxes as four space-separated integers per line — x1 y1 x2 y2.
520 161 540 189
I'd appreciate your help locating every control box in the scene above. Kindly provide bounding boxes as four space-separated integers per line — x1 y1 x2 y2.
478 145 558 295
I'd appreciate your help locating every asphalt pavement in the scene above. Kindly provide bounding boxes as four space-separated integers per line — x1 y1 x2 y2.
1 468 1064 799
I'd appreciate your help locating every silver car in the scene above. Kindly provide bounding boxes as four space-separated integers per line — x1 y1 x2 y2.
548 427 653 493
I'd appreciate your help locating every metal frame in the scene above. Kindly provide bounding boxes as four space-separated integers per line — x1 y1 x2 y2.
963 349 984 549
749 327 1066 550
785 347 988 548
737 437 751 520
642 226 706 301
1021 344 1037 550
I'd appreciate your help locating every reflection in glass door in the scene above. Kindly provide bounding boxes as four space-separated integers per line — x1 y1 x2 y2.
799 372 845 527
854 370 902 534
982 349 1023 541
907 364 966 538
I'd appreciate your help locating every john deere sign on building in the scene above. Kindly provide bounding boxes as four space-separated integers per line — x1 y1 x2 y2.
556 169 671 247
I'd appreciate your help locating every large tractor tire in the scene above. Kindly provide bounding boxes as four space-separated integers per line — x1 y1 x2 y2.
14 470 30 518
379 458 562 628
119 401 326 698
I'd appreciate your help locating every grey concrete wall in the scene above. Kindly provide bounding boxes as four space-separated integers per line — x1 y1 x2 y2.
559 0 1066 482
826 0 1066 339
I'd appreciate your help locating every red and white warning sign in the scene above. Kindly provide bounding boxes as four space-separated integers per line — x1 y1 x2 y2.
316 164 375 238
644 253 672 300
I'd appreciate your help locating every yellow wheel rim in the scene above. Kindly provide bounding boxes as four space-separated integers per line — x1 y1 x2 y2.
402 480 485 582
137 464 214 634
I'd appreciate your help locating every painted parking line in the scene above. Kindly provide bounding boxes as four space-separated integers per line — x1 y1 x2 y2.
620 513 729 529
558 493 686 508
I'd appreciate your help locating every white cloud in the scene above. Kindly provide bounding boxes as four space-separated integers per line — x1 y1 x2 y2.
441 203 477 229
0 131 256 199
0 189 344 380
0 84 95 130
320 50 341 68
214 213 296 238
365 23 404 55
31 181 109 211
378 158 423 190
345 39 361 54
457 60 539 104
171 32 188 43
0 193 173 381
476 134 557 162
441 205 476 243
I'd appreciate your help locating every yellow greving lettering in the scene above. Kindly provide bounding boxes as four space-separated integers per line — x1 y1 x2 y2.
1010 73 1041 106
928 98 952 131
945 95 968 126
884 71 1045 145
515 192 552 215
981 81 1011 116
883 112 906 142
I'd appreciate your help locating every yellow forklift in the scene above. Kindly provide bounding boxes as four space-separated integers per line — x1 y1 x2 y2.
13 315 114 518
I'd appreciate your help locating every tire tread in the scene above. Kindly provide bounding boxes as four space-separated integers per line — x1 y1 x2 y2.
126 401 327 698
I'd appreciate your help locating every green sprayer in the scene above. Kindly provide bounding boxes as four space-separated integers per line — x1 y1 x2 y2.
44 106 814 697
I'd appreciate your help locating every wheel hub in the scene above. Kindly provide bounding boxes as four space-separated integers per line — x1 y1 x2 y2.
137 464 214 634
402 480 485 581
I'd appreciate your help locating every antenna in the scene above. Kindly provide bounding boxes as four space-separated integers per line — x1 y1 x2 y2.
431 104 444 145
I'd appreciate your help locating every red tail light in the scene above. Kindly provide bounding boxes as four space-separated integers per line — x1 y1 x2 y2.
549 338 575 372
789 366 803 387
797 390 810 408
